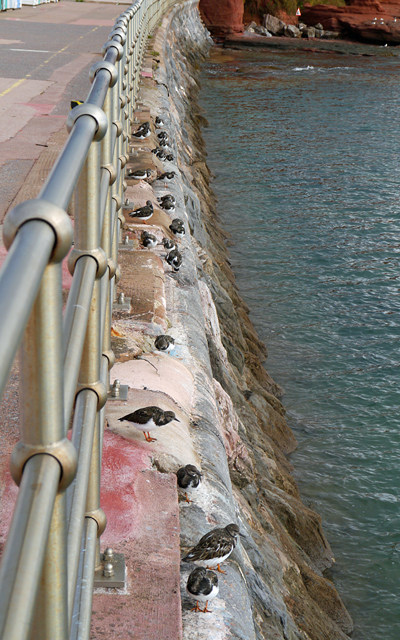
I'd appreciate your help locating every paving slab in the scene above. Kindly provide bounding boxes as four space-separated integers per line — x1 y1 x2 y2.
93 432 182 640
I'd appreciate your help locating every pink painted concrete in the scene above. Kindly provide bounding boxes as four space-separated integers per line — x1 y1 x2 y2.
92 431 182 640
111 354 194 415
100 430 152 545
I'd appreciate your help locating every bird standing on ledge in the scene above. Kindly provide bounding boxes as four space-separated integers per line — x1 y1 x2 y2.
118 406 179 442
182 523 241 574
141 230 157 249
177 464 202 502
154 334 175 352
186 567 219 613
129 200 154 222
166 248 183 271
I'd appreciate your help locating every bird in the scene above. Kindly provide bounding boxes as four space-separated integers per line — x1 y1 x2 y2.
161 200 175 213
165 153 174 162
141 230 157 249
162 237 177 251
177 464 202 503
127 168 151 180
132 122 151 139
182 523 241 574
186 567 219 613
157 131 168 141
166 248 182 271
152 147 166 160
158 171 176 187
118 406 179 442
159 194 175 204
169 218 185 239
155 115 164 127
129 201 154 222
154 334 175 352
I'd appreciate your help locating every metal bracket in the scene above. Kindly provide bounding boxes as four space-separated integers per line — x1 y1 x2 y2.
94 549 126 589
113 292 131 311
119 235 134 250
107 379 128 401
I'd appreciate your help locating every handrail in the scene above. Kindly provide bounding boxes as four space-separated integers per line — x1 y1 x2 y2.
0 0 176 638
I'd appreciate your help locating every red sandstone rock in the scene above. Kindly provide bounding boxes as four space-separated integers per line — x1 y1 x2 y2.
302 0 400 43
199 0 244 35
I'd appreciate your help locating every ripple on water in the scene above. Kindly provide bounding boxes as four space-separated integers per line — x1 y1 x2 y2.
200 48 400 640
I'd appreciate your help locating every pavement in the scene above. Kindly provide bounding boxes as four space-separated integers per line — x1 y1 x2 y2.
0 0 127 220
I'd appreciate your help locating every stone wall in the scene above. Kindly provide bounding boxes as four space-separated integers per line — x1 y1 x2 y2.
101 2 354 638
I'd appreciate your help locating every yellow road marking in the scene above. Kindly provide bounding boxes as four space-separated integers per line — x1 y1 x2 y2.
0 27 100 98
0 78 25 98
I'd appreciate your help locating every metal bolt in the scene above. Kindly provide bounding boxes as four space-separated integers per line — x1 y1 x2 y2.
103 563 114 578
104 547 114 562
123 235 130 245
118 292 125 304
111 380 120 397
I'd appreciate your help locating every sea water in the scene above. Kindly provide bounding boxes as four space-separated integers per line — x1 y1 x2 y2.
200 47 400 639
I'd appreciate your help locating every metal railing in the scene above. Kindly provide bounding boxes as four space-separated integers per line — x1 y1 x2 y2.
0 1 174 638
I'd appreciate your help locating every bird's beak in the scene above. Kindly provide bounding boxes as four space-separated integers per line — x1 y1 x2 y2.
175 418 180 422
239 532 246 539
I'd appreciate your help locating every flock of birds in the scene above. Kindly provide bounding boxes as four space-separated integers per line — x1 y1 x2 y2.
116 115 243 613
126 118 185 272
117 393 242 613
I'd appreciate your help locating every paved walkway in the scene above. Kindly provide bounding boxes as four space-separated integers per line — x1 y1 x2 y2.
0 0 125 220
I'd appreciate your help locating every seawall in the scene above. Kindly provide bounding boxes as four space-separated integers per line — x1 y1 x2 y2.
93 2 353 638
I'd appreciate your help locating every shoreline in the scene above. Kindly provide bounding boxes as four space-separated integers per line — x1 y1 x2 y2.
223 33 400 56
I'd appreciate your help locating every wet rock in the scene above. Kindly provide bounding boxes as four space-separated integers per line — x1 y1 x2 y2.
283 24 302 38
263 13 286 36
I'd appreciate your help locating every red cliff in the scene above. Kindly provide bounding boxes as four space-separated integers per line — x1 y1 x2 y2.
301 0 400 44
199 0 244 35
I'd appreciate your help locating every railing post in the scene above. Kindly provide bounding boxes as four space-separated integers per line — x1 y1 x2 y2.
73 139 108 572
13 212 75 640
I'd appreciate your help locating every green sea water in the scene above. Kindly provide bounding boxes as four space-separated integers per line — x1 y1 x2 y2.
200 47 400 639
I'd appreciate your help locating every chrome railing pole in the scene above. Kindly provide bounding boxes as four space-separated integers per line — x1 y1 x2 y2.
74 138 108 570
15 250 76 640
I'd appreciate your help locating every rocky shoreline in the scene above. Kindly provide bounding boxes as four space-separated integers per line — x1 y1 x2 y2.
107 1 355 637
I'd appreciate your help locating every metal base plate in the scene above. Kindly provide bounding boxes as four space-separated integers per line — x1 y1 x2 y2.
119 240 134 250
107 384 128 401
113 297 131 311
94 553 126 589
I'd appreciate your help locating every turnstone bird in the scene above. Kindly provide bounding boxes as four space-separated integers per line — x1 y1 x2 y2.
159 194 175 204
154 334 175 352
132 122 151 139
165 153 174 162
152 148 166 160
157 131 168 141
182 523 241 573
158 171 176 186
186 568 218 613
118 406 179 442
155 116 164 126
169 218 185 239
161 200 175 213
141 230 157 249
166 248 182 271
127 168 151 180
177 464 202 503
162 237 177 251
129 201 153 222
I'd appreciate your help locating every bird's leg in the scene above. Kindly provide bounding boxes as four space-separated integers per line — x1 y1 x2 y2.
144 432 157 442
215 564 226 574
191 601 201 613
185 493 193 504
202 601 212 614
